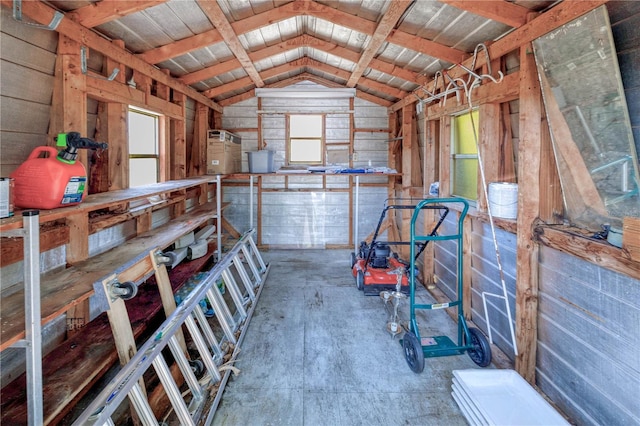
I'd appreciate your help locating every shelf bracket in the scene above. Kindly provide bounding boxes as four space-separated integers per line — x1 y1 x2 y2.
13 0 63 31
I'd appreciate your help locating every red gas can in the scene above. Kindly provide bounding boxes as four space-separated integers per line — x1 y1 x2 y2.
10 146 87 210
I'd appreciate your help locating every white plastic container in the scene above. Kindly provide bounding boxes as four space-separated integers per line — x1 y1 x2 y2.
247 150 275 173
488 182 518 219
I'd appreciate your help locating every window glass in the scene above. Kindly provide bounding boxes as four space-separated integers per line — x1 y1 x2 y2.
451 110 479 200
289 115 323 164
128 108 159 187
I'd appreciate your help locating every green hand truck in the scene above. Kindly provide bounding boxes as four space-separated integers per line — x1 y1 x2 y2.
402 198 492 373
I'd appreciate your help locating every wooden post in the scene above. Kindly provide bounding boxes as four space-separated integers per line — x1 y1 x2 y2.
172 92 187 180
400 103 414 259
515 42 542 384
478 103 501 212
191 103 208 177
439 116 452 198
421 119 440 285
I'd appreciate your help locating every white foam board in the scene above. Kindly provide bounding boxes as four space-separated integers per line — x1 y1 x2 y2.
452 391 482 426
453 369 569 426
452 379 488 426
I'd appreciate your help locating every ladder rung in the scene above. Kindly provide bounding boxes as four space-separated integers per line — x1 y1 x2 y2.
205 286 237 344
191 307 224 363
184 315 223 383
152 355 194 425
167 336 204 402
222 268 248 318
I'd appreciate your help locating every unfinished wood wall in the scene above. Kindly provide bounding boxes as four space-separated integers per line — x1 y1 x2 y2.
536 246 640 425
0 7 57 176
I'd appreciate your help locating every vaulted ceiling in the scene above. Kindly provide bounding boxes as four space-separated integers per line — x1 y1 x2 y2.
47 0 555 107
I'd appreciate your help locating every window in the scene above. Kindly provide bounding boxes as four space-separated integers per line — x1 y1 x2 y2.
288 114 323 164
451 110 479 200
128 108 159 187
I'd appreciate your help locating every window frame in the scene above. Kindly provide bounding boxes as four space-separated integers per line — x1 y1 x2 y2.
450 109 479 202
128 107 160 187
286 114 325 165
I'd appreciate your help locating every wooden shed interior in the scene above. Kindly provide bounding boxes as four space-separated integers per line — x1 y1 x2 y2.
1 0 639 424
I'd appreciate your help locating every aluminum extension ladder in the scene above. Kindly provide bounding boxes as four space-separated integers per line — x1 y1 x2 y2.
72 228 269 425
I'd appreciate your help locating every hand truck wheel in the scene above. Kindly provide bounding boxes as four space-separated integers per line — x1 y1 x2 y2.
466 327 492 367
403 330 425 373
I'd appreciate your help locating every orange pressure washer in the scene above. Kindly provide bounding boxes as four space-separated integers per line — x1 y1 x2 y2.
351 200 449 296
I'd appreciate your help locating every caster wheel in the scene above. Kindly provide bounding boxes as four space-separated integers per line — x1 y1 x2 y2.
189 359 205 377
356 270 364 291
403 331 425 373
117 281 138 300
161 251 177 266
466 327 492 367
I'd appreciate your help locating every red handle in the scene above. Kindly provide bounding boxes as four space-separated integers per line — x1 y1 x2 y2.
27 146 59 160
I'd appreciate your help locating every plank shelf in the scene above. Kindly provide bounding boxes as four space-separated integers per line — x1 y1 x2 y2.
0 201 220 352
0 176 218 232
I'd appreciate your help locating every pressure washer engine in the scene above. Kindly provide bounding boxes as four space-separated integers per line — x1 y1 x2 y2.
350 200 449 296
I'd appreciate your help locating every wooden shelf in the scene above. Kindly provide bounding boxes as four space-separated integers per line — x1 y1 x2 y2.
0 176 218 232
0 201 218 351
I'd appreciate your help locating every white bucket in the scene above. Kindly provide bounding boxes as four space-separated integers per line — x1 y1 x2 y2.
488 183 518 219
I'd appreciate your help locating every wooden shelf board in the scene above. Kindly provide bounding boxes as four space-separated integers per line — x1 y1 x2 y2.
0 177 218 232
0 201 218 351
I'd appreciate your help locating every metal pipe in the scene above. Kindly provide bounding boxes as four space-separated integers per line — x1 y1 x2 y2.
23 210 43 426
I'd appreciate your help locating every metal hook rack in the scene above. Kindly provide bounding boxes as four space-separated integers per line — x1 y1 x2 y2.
12 0 63 31
414 43 504 109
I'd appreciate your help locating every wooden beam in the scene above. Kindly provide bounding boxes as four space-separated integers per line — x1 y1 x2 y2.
179 56 242 85
139 29 223 64
68 0 167 28
514 42 541 384
197 0 264 88
0 225 69 267
387 29 466 65
623 217 640 263
440 0 531 28
171 93 187 180
535 225 640 280
0 0 223 113
180 34 421 88
478 103 501 212
190 103 208 176
400 103 414 259
346 0 413 87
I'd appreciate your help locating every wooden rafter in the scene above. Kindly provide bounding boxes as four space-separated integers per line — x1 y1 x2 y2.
387 30 466 65
180 33 422 87
203 57 407 101
135 0 466 75
218 72 392 108
138 29 223 65
440 0 531 28
68 0 167 28
346 0 413 87
196 0 264 88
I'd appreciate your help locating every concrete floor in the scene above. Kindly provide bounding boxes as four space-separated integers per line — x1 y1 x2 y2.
212 249 488 426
